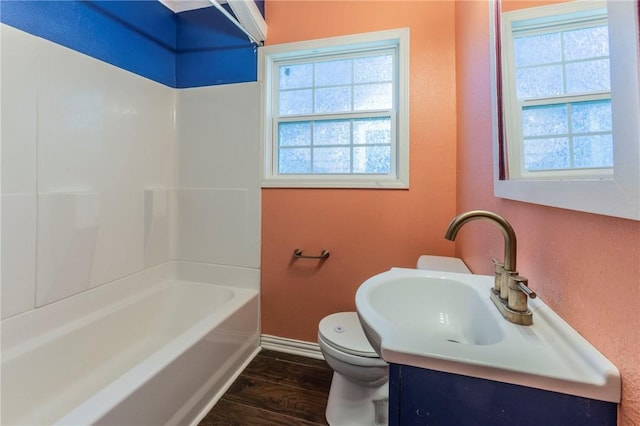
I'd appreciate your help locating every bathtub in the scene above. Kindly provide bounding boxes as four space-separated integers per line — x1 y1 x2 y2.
1 262 260 425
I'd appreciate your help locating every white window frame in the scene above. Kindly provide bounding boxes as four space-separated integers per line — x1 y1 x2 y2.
258 28 410 188
501 1 612 180
490 0 640 221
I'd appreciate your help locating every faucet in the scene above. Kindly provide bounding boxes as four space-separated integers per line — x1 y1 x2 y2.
444 210 536 325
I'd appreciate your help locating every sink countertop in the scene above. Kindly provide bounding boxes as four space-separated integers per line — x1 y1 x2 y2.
355 267 621 403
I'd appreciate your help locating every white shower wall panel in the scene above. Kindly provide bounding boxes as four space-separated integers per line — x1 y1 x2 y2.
172 188 257 267
0 194 37 318
1 25 175 314
1 24 260 318
144 188 171 269
174 84 261 269
34 33 175 306
36 36 175 195
1 25 39 317
1 25 38 195
176 84 261 190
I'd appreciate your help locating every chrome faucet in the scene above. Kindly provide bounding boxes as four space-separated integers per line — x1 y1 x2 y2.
444 210 537 325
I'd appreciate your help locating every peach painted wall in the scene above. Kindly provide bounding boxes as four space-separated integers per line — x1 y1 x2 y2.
261 1 458 341
455 1 640 424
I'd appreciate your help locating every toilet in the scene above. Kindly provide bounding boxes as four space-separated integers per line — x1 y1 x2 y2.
318 311 389 426
318 256 471 425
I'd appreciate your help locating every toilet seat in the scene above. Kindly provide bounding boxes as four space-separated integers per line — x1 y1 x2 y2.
318 312 379 358
319 312 389 425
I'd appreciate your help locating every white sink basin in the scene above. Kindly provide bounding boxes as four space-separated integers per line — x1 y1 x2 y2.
355 267 621 403
365 274 503 346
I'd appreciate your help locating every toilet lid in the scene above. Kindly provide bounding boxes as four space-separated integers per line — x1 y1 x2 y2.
319 312 378 358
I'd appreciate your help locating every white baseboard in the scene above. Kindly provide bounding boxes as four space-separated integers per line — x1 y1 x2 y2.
260 334 324 360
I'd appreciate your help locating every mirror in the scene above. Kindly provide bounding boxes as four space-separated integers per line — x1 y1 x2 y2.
490 0 640 221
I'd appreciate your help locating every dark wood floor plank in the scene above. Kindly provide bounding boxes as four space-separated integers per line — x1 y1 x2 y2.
199 399 326 426
258 349 329 369
242 352 333 391
197 349 331 426
224 375 330 424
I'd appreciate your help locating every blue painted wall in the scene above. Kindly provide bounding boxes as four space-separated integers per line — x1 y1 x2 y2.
0 0 260 87
175 4 257 88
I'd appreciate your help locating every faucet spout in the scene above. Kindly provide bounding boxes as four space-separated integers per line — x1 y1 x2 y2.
444 210 535 325
444 210 517 272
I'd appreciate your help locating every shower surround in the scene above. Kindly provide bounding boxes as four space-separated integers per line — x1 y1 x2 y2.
1 4 261 423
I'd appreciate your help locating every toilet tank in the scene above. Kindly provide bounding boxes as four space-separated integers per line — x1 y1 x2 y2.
416 255 471 274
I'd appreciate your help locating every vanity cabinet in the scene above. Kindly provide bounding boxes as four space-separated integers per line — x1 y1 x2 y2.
388 364 617 426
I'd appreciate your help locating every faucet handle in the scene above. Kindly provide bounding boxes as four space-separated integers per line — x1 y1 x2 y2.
491 258 504 271
508 275 537 314
512 275 537 299
491 258 504 294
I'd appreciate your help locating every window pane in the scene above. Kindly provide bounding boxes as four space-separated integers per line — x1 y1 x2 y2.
563 26 609 61
572 100 612 133
522 105 568 137
279 64 313 90
314 120 351 145
353 146 391 173
315 59 352 87
265 30 409 186
514 33 561 67
523 138 570 170
574 135 613 168
315 87 351 113
279 89 312 115
353 117 391 145
566 60 610 94
354 54 393 83
506 8 613 178
279 122 311 146
516 65 563 99
354 83 393 110
313 147 351 173
279 148 311 173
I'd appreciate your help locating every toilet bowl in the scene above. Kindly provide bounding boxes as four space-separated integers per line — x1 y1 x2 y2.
318 312 389 426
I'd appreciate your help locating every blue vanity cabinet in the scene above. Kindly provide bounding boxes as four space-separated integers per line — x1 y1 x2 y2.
388 364 617 426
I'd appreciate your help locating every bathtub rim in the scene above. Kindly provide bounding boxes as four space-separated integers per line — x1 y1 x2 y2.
2 261 259 348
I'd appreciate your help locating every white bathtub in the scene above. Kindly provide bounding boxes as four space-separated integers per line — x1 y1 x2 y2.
1 262 260 426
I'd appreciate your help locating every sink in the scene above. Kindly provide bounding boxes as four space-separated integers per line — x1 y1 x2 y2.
363 274 502 346
355 267 621 403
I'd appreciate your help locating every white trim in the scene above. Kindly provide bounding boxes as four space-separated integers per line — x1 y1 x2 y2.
501 1 611 180
505 0 607 29
208 0 260 45
260 334 325 360
259 28 410 189
227 0 268 43
490 0 640 220
157 0 267 44
158 0 218 14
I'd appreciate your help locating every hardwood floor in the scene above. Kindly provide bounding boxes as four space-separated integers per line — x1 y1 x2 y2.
199 350 333 426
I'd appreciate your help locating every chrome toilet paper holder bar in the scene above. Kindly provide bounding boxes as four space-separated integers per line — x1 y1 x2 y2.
292 249 330 260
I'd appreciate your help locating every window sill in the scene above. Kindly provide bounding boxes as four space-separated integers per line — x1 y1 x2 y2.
261 176 409 189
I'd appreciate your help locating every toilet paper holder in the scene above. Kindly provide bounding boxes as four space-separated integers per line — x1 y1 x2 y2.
292 248 330 260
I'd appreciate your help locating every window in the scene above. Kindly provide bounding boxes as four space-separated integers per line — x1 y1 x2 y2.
259 29 410 188
490 0 640 221
501 1 612 179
